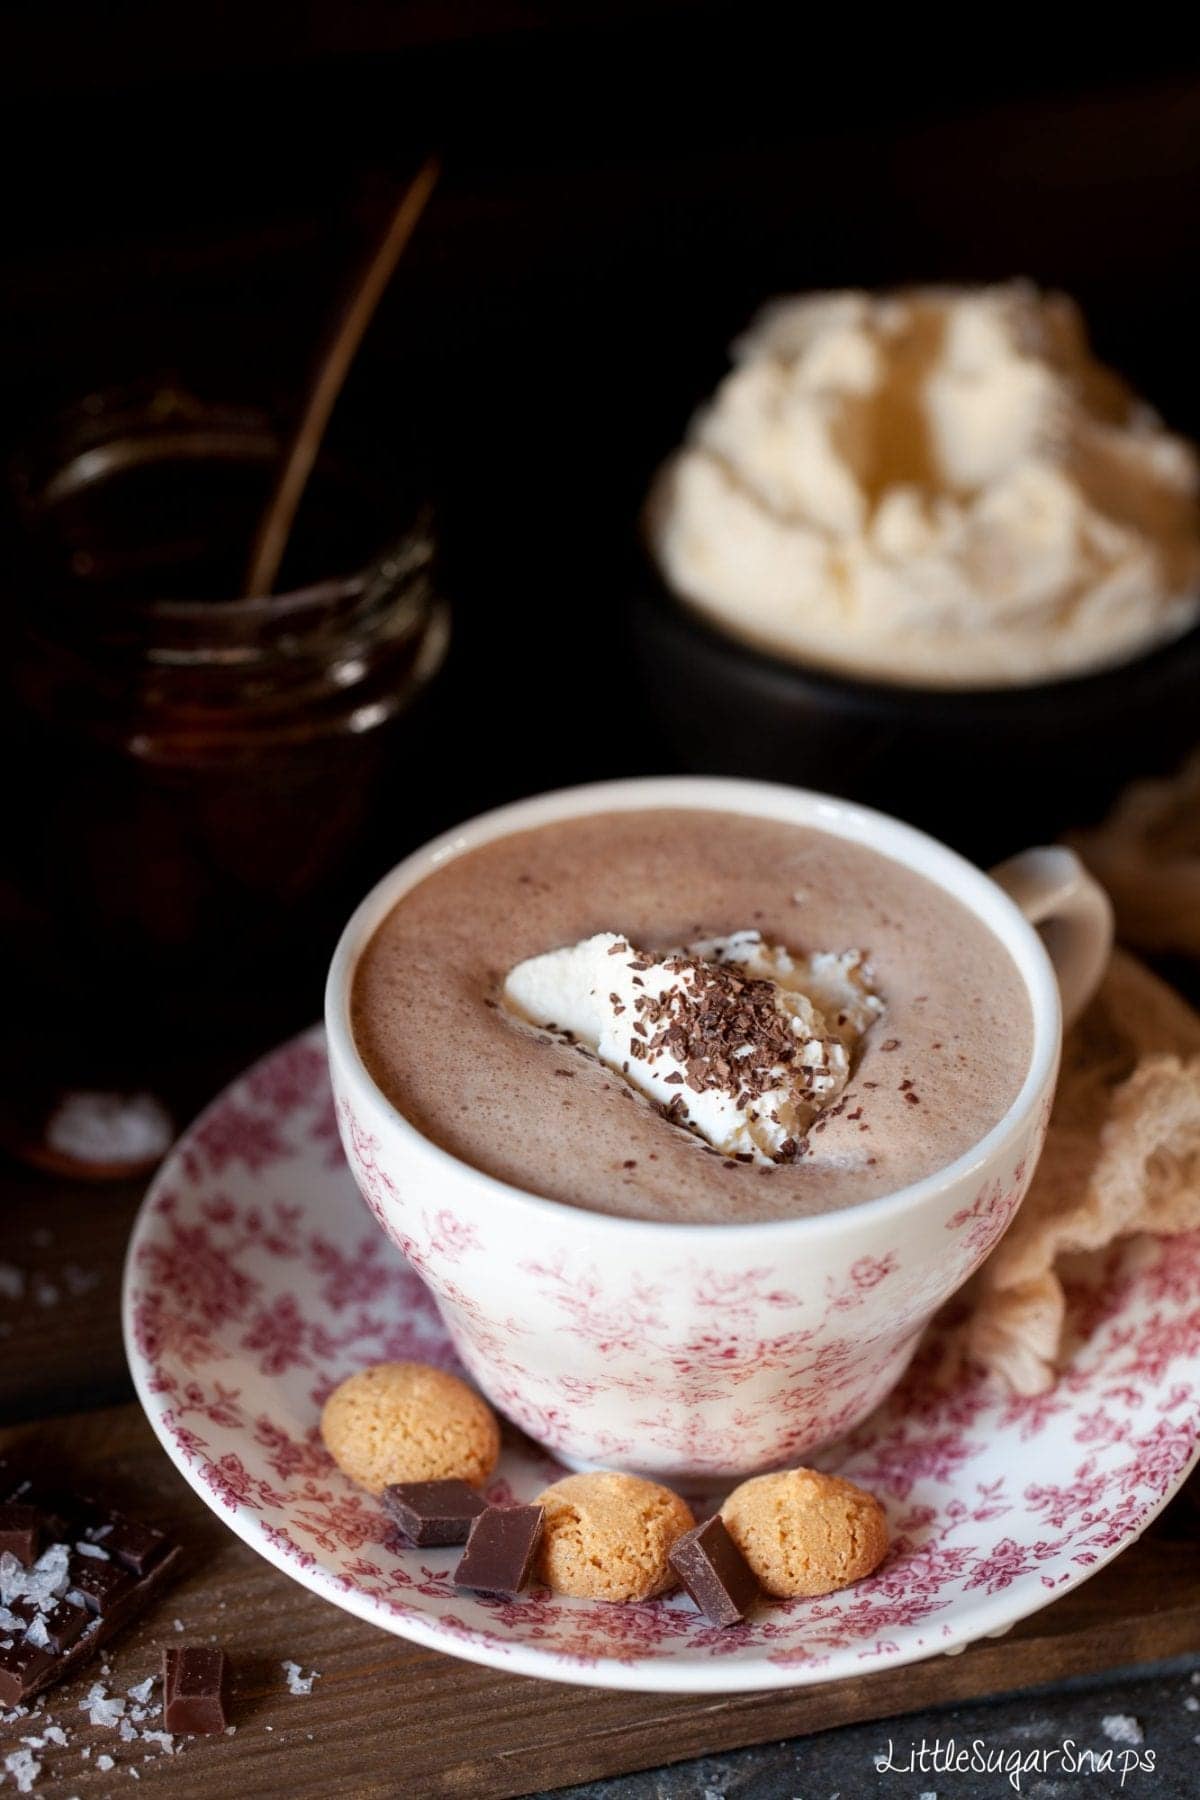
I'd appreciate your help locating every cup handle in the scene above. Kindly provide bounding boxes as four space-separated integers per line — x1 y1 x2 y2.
989 847 1113 1030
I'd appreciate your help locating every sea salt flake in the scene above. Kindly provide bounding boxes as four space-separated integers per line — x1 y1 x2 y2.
46 1091 172 1166
80 1683 126 1728
126 1678 155 1705
172 1618 184 1632
4 1748 42 1793
2 1543 70 1611
140 1730 175 1755
1101 1714 1143 1745
118 1717 138 1741
97 1754 115 1771
22 1724 68 1752
281 1659 318 1696
74 1541 109 1561
0 1264 25 1301
24 1614 51 1650
1186 1696 1200 1713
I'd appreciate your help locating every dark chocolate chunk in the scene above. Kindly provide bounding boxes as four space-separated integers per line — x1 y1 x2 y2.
454 1504 544 1597
85 1513 168 1578
0 1503 40 1565
69 1552 136 1614
383 1480 487 1547
36 1598 90 1654
0 1541 182 1706
163 1645 229 1734
0 1476 184 1708
667 1516 759 1627
0 1639 56 1707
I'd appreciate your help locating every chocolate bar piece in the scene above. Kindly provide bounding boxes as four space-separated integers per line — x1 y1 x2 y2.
667 1516 759 1627
383 1480 487 1547
84 1513 169 1578
0 1474 183 1707
36 1598 90 1655
454 1504 544 1597
69 1552 137 1615
0 1504 40 1565
0 1640 56 1703
163 1645 228 1734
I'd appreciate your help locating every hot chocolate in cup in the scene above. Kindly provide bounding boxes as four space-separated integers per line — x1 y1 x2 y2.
325 777 1112 1483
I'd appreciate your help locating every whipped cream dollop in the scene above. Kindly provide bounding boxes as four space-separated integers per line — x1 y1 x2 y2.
647 282 1200 688
502 930 883 1162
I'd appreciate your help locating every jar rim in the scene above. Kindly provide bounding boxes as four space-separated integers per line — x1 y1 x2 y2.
29 518 438 676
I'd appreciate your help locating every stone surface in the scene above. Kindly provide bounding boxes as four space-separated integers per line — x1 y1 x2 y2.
541 1654 1200 1799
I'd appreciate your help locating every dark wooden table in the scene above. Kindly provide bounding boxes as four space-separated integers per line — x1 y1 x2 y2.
3 1126 1199 1799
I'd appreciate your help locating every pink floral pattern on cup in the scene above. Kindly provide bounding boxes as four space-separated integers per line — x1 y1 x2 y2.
124 1031 1200 1692
330 1077 1037 1480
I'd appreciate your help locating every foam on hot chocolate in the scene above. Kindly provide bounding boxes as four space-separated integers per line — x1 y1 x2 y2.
351 809 1033 1224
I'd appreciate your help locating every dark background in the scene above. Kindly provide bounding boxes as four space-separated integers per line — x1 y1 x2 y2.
3 6 1200 1060
4 6 1199 809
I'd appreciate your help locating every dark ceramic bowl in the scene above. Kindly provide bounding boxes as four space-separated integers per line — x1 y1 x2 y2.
631 558 1200 866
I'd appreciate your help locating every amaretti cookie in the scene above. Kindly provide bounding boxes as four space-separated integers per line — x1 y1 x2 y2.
720 1468 887 1598
320 1361 500 1495
535 1472 694 1601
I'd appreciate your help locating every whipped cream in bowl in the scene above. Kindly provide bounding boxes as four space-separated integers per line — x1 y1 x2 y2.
646 282 1200 690
503 929 883 1163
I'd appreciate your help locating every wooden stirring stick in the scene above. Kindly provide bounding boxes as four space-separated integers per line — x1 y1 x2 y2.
243 154 441 599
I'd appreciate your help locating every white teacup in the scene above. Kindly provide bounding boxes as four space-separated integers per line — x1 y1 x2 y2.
325 777 1112 1483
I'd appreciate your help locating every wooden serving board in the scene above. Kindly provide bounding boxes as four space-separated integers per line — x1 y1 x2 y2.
1 1403 1197 1800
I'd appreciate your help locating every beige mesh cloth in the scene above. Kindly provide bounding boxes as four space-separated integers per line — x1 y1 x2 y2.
1069 750 1200 956
954 948 1200 1394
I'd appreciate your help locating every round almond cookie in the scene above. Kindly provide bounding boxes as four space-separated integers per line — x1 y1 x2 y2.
320 1361 500 1495
535 1472 694 1602
720 1468 888 1598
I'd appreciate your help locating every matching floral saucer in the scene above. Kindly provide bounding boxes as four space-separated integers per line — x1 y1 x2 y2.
122 1029 1200 1693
